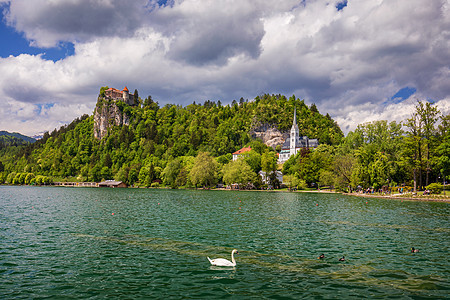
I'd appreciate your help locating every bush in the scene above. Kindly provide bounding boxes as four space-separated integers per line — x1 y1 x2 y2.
0 172 6 183
151 182 160 188
425 183 443 194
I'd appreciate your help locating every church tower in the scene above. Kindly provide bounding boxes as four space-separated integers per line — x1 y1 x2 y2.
290 107 299 157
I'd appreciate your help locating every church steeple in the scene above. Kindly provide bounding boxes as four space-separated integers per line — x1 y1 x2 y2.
291 107 298 130
293 107 297 126
290 107 299 156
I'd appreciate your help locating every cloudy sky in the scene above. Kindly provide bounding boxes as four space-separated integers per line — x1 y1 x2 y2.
0 0 449 136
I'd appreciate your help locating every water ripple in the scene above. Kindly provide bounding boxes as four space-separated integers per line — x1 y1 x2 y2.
0 186 448 299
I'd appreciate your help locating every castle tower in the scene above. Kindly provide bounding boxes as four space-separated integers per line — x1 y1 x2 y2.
122 86 130 104
290 107 299 157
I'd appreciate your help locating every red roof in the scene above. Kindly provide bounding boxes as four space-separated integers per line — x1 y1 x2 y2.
232 147 252 155
106 87 122 93
123 86 129 92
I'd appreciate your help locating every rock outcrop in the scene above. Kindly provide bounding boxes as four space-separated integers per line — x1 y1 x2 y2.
93 100 130 140
250 125 287 149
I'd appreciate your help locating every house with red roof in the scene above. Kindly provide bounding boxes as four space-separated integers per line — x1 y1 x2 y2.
232 146 252 161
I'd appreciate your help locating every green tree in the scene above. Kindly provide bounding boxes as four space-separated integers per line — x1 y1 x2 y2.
216 153 232 165
283 174 306 190
333 153 356 191
24 173 35 185
243 150 261 173
416 101 439 186
368 151 389 189
297 144 334 186
222 159 257 187
261 149 278 186
436 125 450 188
133 89 139 106
404 104 424 192
261 150 277 173
128 166 139 185
162 158 182 188
99 86 109 97
189 152 218 188
0 172 6 183
89 164 102 182
115 166 129 184
319 170 334 189
175 167 189 187
139 162 155 187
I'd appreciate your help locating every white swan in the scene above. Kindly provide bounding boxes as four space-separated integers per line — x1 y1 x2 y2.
207 249 238 267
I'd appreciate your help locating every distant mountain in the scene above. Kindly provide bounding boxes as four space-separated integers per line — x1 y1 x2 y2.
31 133 45 140
0 131 36 144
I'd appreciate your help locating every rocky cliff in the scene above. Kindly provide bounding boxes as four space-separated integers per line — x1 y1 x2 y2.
93 99 130 140
250 125 287 149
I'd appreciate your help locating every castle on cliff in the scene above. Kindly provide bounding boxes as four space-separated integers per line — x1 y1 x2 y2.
104 86 135 106
94 86 134 140
277 108 318 163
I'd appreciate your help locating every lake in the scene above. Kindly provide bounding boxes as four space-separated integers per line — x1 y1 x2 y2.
1 186 449 299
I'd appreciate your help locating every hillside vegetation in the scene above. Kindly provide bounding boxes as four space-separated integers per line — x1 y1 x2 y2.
0 91 449 194
0 93 342 187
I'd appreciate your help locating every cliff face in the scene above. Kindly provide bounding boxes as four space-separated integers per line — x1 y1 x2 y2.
93 99 130 140
250 125 288 149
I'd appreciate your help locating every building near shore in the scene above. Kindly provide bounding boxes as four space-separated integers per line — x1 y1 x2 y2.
54 182 98 187
98 180 127 188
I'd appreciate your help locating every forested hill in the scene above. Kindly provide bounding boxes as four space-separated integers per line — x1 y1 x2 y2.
0 131 36 149
0 93 343 185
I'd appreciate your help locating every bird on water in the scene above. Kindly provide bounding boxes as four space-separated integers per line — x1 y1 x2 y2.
207 249 239 267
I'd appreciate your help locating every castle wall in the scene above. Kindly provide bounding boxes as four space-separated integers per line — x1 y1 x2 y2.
105 88 122 99
105 87 134 104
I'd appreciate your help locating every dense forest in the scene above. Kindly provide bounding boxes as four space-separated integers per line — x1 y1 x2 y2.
0 90 448 194
0 131 35 149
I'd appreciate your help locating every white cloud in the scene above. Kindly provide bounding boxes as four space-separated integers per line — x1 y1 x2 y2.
334 95 450 133
0 0 449 135
0 98 91 136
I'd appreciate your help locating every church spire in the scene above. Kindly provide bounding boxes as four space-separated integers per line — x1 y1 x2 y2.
290 107 299 156
293 107 297 126
291 107 299 131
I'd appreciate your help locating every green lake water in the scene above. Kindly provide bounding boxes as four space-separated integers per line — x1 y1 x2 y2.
1 186 449 299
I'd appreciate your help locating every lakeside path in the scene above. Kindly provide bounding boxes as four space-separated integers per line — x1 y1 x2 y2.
345 192 450 203
212 188 450 203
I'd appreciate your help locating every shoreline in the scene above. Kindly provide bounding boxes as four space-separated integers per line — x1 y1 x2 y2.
346 192 450 203
2 184 449 202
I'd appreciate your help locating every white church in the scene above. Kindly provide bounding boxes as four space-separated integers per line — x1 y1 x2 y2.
277 108 319 164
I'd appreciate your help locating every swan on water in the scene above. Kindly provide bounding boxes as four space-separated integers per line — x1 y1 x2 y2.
207 249 238 267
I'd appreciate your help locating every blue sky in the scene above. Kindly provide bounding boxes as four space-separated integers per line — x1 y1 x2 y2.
0 5 74 61
390 87 417 104
0 0 449 136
